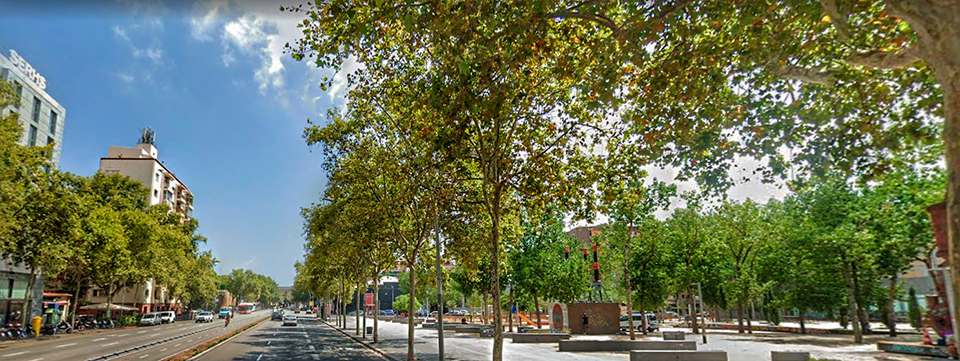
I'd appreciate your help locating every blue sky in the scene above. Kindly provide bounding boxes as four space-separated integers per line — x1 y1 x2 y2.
0 0 344 285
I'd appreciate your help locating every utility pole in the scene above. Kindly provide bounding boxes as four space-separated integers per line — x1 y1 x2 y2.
435 215 445 361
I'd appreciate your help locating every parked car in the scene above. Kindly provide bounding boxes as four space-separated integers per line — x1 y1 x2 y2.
159 311 176 324
140 313 161 326
382 309 395 316
271 311 284 320
196 311 214 323
219 307 234 319
619 313 658 332
282 314 298 326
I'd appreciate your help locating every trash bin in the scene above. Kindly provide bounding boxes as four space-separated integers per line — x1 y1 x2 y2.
32 316 41 337
366 326 373 334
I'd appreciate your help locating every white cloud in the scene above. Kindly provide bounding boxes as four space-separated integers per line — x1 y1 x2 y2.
221 14 287 93
114 71 135 84
114 18 167 68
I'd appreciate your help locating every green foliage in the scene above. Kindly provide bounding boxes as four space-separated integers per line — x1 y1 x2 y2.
510 211 589 306
223 268 281 305
393 294 420 313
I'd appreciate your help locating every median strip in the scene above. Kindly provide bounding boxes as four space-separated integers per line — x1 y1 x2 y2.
165 316 269 361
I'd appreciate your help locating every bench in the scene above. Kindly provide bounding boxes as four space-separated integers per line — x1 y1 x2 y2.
512 333 571 343
771 351 810 361
630 351 728 361
559 340 697 352
663 331 685 340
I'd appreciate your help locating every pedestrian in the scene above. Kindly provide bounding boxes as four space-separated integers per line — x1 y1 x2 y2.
461 317 467 325
224 312 231 327
582 313 589 334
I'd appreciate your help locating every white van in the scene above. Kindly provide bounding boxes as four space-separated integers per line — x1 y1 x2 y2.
619 312 658 332
140 313 161 326
159 311 176 324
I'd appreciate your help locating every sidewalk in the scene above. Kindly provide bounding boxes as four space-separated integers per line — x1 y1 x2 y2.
336 316 932 361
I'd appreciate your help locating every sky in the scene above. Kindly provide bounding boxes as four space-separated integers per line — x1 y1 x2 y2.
0 0 789 286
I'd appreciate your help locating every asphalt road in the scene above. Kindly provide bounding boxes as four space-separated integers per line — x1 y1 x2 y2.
192 315 388 361
0 311 266 361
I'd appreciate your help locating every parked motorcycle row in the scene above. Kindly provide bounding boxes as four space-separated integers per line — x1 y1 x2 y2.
0 316 118 342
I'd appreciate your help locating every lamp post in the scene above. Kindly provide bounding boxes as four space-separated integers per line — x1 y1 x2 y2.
695 282 707 344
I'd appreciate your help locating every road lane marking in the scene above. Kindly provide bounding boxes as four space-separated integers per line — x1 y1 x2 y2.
139 355 149 359
137 330 147 334
103 342 119 347
266 341 271 345
175 344 181 347
117 334 128 337
2 351 27 357
93 338 106 341
160 348 168 352
151 332 160 336
256 355 263 361
55 343 77 348
26 358 43 361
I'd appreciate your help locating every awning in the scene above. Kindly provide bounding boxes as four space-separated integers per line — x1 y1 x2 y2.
43 292 73 298
79 303 136 311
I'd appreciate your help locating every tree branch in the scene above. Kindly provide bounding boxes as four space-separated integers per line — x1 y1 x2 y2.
776 65 837 86
846 46 922 69
819 0 853 41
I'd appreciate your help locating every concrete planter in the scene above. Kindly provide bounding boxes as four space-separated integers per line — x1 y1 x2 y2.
559 340 697 352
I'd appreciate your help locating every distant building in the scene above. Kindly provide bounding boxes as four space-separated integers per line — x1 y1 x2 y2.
0 49 66 166
0 49 66 325
81 130 195 314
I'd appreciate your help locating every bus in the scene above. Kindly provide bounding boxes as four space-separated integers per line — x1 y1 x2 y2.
237 303 258 314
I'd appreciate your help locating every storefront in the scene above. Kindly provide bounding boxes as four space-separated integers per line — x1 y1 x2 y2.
42 292 71 326
0 263 43 325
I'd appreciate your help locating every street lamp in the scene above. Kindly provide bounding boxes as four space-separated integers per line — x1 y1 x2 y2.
694 282 707 344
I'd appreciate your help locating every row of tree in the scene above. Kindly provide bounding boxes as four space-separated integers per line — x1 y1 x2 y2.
218 268 282 306
0 80 220 323
283 1 957 360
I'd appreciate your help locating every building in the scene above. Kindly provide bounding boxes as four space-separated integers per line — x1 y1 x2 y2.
80 129 195 314
0 49 66 166
0 49 66 325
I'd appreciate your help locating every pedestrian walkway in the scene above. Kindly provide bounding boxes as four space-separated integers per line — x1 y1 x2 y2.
337 316 931 361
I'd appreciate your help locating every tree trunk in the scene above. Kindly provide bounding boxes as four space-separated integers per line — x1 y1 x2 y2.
688 285 699 334
746 308 753 334
842 261 863 343
20 267 36 326
508 286 514 333
624 238 636 340
534 292 541 329
482 293 488 325
407 261 417 361
799 308 806 334
736 304 745 333
106 283 115 321
640 300 648 335
72 281 82 324
355 280 361 335
884 1 960 342
374 274 380 343
888 273 898 337
490 205 504 361
133 283 141 313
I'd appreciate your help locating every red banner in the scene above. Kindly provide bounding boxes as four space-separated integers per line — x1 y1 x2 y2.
364 293 374 307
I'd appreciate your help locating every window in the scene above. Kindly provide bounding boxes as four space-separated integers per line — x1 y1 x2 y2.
27 125 37 146
103 169 119 175
153 189 159 198
13 82 22 110
49 110 58 135
156 173 160 182
31 97 40 122
46 136 54 146
145 290 150 298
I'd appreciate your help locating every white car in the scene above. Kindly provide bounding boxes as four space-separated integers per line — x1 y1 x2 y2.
619 312 658 332
196 311 214 323
282 314 298 326
159 311 176 324
140 313 161 326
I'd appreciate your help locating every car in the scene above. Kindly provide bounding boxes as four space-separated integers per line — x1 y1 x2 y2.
271 311 284 320
347 310 357 316
140 312 161 326
196 311 214 323
294 308 300 314
159 311 176 324
619 313 658 332
381 309 395 316
282 314 298 326
219 307 234 319
305 308 313 314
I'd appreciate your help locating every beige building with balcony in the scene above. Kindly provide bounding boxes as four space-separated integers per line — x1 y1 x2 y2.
82 129 194 314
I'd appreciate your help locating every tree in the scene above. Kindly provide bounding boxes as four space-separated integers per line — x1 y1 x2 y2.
394 295 421 313
908 287 923 330
714 200 769 334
